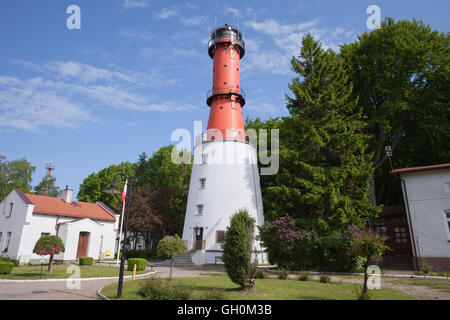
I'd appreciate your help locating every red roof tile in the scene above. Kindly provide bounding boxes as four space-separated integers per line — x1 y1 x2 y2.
24 193 116 222
390 163 450 175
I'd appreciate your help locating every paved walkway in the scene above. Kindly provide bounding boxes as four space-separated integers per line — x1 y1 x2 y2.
0 265 225 300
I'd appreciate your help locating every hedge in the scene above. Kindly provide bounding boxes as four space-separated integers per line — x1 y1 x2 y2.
0 262 14 274
127 258 147 271
79 257 94 265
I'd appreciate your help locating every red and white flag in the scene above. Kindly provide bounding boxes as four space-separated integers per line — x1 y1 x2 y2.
121 179 127 202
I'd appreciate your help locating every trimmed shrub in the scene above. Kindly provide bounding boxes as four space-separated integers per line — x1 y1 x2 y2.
0 262 14 274
0 256 11 262
254 269 266 279
222 209 256 289
278 270 289 280
298 271 310 281
319 274 331 283
79 257 93 265
138 277 193 300
127 258 147 271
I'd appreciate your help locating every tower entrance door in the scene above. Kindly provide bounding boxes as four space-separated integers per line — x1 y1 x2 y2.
194 227 204 250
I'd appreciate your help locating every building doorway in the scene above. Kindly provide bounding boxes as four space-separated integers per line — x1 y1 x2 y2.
76 232 90 258
194 227 204 250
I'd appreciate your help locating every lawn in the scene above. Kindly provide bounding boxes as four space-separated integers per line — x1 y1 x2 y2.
389 278 450 293
100 274 416 300
0 264 150 280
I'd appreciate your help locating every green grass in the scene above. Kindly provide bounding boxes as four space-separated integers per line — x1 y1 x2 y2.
101 274 416 300
389 278 450 293
0 264 150 280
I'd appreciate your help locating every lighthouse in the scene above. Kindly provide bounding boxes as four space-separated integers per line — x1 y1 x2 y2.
181 24 265 265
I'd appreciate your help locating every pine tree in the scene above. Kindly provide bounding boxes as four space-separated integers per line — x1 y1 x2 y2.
266 34 379 233
34 176 61 197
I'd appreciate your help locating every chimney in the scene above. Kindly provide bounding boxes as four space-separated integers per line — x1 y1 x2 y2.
61 185 73 203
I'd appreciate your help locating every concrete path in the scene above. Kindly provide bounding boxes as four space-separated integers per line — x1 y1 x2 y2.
0 265 225 300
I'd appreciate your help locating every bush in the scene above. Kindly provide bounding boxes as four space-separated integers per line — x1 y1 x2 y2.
127 258 147 271
138 277 192 300
11 259 19 267
0 256 11 262
278 270 289 280
298 271 310 281
79 257 93 265
254 269 266 279
222 209 256 289
319 274 331 283
125 250 151 260
0 262 14 274
421 261 432 274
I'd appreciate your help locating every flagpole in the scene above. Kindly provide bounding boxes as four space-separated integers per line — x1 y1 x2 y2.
116 180 127 266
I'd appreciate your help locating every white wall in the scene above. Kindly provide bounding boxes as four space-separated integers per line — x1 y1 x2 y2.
0 190 33 261
182 140 266 264
402 169 450 259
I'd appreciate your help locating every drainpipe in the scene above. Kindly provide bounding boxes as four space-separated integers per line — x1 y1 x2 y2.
397 175 420 271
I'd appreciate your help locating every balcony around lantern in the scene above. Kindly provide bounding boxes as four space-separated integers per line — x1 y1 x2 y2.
206 86 246 107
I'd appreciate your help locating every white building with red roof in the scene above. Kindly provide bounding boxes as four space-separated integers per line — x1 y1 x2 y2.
0 187 120 265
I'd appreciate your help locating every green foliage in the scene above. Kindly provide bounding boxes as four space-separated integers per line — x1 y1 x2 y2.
341 18 450 205
138 277 193 300
319 274 331 283
0 262 14 274
77 161 136 211
157 235 187 260
0 157 35 202
222 209 256 289
421 261 432 274
259 34 378 232
33 176 61 197
127 258 147 271
298 272 310 281
33 235 65 256
126 250 151 260
200 288 228 300
79 257 93 265
254 269 266 279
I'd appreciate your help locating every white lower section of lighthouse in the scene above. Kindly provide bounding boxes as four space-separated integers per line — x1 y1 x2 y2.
182 137 266 265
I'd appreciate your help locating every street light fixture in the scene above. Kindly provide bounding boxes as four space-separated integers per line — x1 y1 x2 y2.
104 173 132 299
384 145 394 171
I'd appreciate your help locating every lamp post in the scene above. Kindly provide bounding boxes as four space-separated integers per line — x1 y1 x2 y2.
104 173 132 299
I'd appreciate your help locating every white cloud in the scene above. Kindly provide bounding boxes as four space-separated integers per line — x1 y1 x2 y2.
119 29 154 42
155 8 177 19
179 16 207 27
0 61 198 132
122 0 149 10
245 18 355 74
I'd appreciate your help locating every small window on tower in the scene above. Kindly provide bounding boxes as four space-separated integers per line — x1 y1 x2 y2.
197 204 204 216
202 154 208 164
199 178 206 188
224 64 227 67
224 82 227 85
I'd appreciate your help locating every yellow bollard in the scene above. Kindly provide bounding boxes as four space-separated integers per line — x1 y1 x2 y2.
132 264 137 280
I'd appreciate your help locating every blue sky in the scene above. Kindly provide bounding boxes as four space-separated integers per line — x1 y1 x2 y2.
1 0 448 199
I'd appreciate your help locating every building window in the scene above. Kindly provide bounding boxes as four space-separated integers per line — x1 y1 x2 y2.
445 211 450 238
199 178 206 188
216 230 225 243
197 204 204 216
5 202 13 218
394 227 408 244
3 232 11 252
41 232 50 238
368 218 387 237
202 154 208 164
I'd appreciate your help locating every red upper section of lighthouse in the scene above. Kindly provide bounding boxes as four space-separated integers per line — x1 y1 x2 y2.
206 24 246 142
